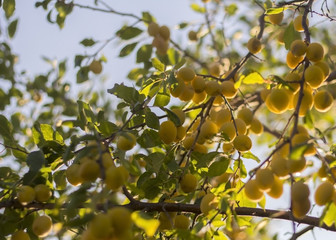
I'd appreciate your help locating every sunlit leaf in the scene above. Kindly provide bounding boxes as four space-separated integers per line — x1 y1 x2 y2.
131 211 160 237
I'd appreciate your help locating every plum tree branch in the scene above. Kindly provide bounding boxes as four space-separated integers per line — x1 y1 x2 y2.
1 199 335 232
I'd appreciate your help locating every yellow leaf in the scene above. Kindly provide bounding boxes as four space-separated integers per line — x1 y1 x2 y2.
131 211 160 237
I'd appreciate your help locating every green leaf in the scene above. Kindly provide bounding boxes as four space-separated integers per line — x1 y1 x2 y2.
142 11 154 23
151 58 165 72
146 152 165 173
241 152 261 163
225 4 238 16
7 18 18 38
208 157 230 177
145 110 160 130
289 144 309 161
0 115 14 143
266 7 285 15
32 123 63 147
53 170 67 190
80 38 96 47
163 108 181 127
26 151 45 172
108 83 145 105
77 100 96 125
98 121 118 136
322 203 336 227
74 55 85 67
284 22 301 50
136 44 152 63
131 211 160 237
76 66 89 83
190 3 205 13
117 26 143 40
137 129 161 148
142 178 161 199
3 0 15 19
119 43 138 57
242 72 264 85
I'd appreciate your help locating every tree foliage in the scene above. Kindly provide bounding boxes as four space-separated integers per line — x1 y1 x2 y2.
1 0 336 239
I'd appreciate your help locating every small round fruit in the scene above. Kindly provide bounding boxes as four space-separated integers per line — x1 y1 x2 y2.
32 215 52 237
286 51 304 69
290 40 307 57
268 12 284 25
314 61 329 77
234 118 247 135
293 88 314 117
34 184 52 202
270 154 289 177
179 85 195 101
159 120 177 144
90 213 112 238
158 25 170 40
148 22 160 36
177 67 195 82
200 119 218 139
237 108 253 127
220 122 236 142
292 199 311 219
108 207 132 233
277 29 285 44
17 186 35 205
159 212 175 230
192 91 207 104
11 230 30 240
89 60 103 74
200 193 218 215
314 90 334 112
267 176 283 199
188 30 198 41
255 168 274 191
209 62 221 77
221 81 238 99
152 36 169 56
213 108 231 127
304 65 325 89
79 160 100 182
314 181 335 206
233 135 252 152
291 181 310 202
101 152 116 169
117 132 136 151
244 179 264 202
105 166 126 190
265 88 290 114
284 72 301 93
192 76 206 93
222 142 235 154
250 117 263 135
175 126 187 141
293 15 309 32
170 79 185 97
260 88 271 102
287 156 307 173
306 42 324 62
66 164 82 186
292 133 315 156
205 80 222 96
180 173 197 193
247 37 262 54
174 215 190 229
